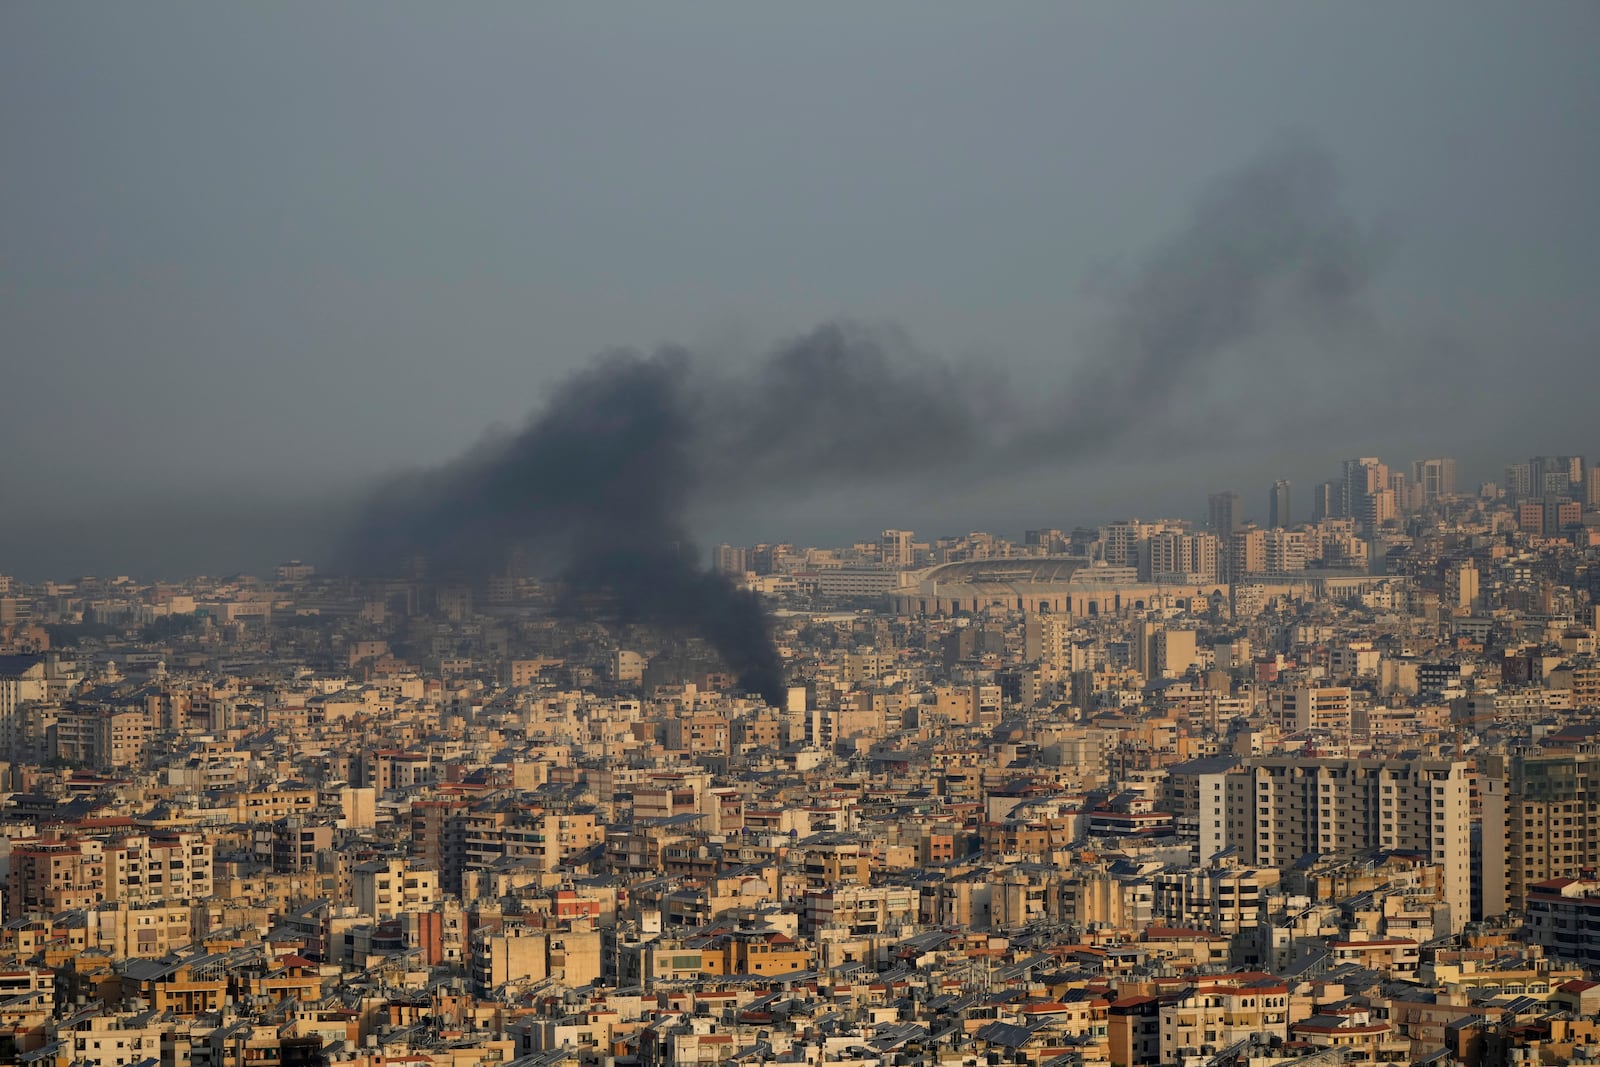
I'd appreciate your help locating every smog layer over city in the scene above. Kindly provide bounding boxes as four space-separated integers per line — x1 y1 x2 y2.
1 6 1599 1067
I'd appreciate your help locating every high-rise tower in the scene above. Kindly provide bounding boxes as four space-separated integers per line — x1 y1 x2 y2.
1341 457 1388 530
880 529 915 569
1412 458 1456 504
1268 480 1291 529
1208 491 1240 537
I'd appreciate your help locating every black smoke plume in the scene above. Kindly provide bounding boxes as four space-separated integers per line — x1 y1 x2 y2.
341 349 787 705
1042 135 1372 453
338 137 1376 704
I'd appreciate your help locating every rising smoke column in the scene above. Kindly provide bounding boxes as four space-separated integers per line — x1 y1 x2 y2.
688 137 1375 490
340 347 785 704
695 320 1003 490
1040 135 1374 455
339 137 1376 704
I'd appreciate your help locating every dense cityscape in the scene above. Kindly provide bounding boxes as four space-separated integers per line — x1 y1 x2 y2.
6 5 1597 1067
1 450 1598 1067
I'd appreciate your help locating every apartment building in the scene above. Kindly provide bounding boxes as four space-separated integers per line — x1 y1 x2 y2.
270 819 334 873
51 707 154 770
1545 657 1600 708
432 805 604 893
1158 975 1291 1064
1480 741 1600 915
7 831 211 919
1024 613 1077 668
83 902 196 959
352 857 439 920
1268 686 1354 737
1152 866 1279 935
1147 532 1220 583
8 838 105 918
1525 877 1600 967
1161 756 1237 865
231 787 318 823
1224 756 1471 931
0 654 46 759
470 923 602 994
803 884 919 937
104 832 213 904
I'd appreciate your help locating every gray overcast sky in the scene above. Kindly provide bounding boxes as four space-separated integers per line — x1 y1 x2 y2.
2 3 1598 577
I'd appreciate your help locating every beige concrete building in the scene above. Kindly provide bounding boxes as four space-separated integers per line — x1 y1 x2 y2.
470 923 548 994
229 786 318 823
1147 531 1220 583
353 857 439 920
1056 867 1155 933
470 922 601 993
803 884 919 937
1481 741 1600 915
1023 613 1077 668
83 902 195 958
104 832 213 904
0 655 46 759
1225 756 1472 931
1153 865 1279 934
52 708 154 770
1151 628 1198 679
57 1013 170 1067
1229 526 1266 579
5 833 213 920
1268 685 1354 737
1158 975 1290 1064
1161 756 1238 865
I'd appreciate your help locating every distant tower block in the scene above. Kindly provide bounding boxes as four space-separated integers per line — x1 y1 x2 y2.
880 529 915 568
1269 480 1291 529
1208 491 1241 536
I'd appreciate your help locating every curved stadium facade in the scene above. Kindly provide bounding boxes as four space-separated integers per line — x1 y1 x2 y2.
889 557 1228 616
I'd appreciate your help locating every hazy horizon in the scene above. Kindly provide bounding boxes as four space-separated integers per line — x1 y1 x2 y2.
0 437 1568 583
3 4 1596 581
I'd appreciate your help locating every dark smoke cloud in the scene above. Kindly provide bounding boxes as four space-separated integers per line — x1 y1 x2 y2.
1042 135 1373 453
338 137 1377 703
340 349 787 704
697 321 1004 488
352 349 695 575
